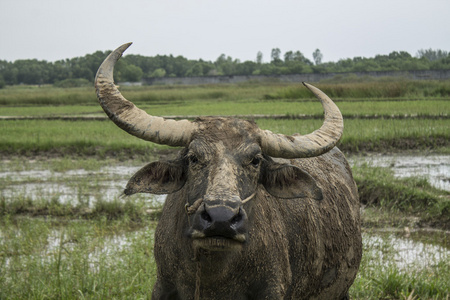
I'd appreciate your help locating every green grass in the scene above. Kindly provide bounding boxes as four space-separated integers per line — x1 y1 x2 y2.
1 99 449 118
350 230 449 299
2 217 447 299
0 118 448 156
0 119 168 156
1 80 450 106
256 118 450 152
267 80 450 100
1 81 449 158
1 81 448 158
0 216 158 299
353 164 450 228
1 80 449 299
0 82 278 106
0 105 103 117
119 98 449 118
1 156 449 299
0 193 157 221
0 85 96 106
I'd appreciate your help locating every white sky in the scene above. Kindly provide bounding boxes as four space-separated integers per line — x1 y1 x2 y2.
1 0 449 63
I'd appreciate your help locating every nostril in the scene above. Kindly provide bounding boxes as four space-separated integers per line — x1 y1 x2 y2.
230 214 242 225
230 209 243 225
201 210 212 223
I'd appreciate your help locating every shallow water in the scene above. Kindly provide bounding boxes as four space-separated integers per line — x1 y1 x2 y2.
349 154 450 191
2 223 447 273
2 156 448 296
1 163 166 206
363 228 449 270
2 154 449 207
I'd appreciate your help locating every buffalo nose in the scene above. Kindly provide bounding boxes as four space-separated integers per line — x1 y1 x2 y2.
198 205 247 239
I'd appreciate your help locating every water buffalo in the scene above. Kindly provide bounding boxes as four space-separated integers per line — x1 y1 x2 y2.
95 43 362 300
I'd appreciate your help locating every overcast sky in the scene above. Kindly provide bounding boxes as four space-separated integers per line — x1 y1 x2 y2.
1 0 449 63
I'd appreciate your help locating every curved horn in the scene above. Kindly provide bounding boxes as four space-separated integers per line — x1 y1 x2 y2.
95 43 196 146
259 82 343 158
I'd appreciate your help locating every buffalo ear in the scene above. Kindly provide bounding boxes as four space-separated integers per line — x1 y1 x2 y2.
262 163 323 200
124 161 186 196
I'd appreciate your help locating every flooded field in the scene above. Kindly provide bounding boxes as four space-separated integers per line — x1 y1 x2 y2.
350 154 450 191
2 154 448 208
0 161 165 208
1 155 449 298
363 228 449 268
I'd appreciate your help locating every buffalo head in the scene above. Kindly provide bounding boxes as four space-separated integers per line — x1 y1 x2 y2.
95 43 343 252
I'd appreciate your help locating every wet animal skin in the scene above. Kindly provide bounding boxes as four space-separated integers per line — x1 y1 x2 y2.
95 43 362 299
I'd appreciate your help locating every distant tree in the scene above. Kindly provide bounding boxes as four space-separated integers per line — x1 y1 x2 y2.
0 74 5 88
185 63 207 77
235 61 257 75
72 65 93 81
199 60 214 75
214 55 236 75
313 49 323 65
431 56 450 70
215 54 227 65
284 51 294 62
117 64 144 82
150 68 166 78
292 51 312 65
388 51 412 60
271 48 282 64
417 49 449 61
256 51 263 64
2 45 450 86
171 56 192 77
259 63 280 75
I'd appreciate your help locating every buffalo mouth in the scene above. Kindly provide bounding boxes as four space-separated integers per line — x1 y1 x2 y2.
191 232 246 251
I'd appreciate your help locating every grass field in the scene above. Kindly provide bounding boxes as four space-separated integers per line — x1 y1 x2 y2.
1 158 448 299
1 99 448 118
1 118 448 156
1 80 449 299
1 79 450 106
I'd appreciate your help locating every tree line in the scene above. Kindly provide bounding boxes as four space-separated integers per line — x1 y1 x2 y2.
0 48 448 87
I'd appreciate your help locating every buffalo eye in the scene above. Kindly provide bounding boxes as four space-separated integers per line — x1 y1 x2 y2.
251 156 261 167
189 155 199 165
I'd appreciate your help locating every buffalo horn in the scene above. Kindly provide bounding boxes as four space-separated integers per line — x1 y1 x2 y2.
95 43 196 146
259 83 344 158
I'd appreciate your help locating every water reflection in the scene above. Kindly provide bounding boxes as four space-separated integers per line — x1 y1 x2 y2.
2 154 448 208
2 224 447 273
350 154 450 191
363 229 449 270
1 164 166 206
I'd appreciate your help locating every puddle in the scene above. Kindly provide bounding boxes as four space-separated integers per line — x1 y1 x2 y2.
349 154 450 191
